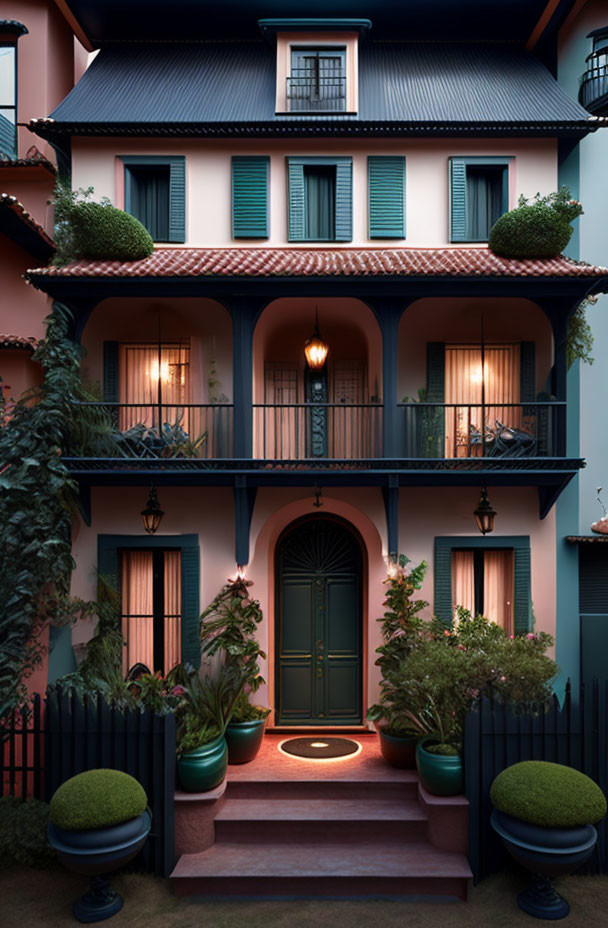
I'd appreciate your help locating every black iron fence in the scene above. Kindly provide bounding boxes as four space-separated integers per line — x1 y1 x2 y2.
253 402 383 460
286 69 346 111
1 694 44 800
464 680 607 883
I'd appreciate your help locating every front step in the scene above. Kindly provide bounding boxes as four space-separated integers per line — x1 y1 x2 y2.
215 797 428 843
171 840 471 899
226 775 418 801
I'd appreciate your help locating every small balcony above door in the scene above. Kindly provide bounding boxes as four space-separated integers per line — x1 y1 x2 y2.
286 48 346 112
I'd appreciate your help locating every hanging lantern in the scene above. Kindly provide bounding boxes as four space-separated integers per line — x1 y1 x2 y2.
141 486 164 535
474 487 496 535
304 310 329 370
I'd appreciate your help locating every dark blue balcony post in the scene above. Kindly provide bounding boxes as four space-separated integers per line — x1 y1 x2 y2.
229 298 259 459
377 301 406 459
544 298 575 458
234 477 257 566
382 476 399 560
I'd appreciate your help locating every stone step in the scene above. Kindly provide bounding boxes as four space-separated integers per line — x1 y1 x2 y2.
226 773 418 802
214 797 428 843
171 840 472 899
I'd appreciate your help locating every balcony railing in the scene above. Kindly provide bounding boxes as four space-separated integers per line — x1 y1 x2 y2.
397 402 565 459
579 49 608 113
253 403 383 460
286 70 346 112
71 403 233 458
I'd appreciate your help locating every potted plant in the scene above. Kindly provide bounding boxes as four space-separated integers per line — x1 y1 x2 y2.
200 575 269 765
47 768 151 922
367 556 427 768
491 761 607 919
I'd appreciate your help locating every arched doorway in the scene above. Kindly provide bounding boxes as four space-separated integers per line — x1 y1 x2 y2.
275 515 363 726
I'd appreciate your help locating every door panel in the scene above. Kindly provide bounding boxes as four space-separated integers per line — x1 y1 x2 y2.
276 518 362 725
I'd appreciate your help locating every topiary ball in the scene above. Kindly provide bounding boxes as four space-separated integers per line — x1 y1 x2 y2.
70 202 154 262
491 761 607 828
49 769 147 831
489 204 573 260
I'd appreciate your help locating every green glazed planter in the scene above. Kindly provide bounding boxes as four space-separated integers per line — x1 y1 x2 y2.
416 737 464 796
378 729 418 769
225 718 267 765
177 735 228 792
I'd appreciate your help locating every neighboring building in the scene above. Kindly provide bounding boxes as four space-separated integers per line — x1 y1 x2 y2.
22 1 608 713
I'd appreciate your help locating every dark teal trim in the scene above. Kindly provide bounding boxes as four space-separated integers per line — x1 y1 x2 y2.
258 18 372 40
368 155 406 239
434 535 531 631
232 156 270 239
449 155 511 243
47 626 77 684
97 533 200 668
287 156 352 242
122 155 186 243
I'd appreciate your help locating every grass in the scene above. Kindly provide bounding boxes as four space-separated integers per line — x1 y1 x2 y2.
2 866 608 927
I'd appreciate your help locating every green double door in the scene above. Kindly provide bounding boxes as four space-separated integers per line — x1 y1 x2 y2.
276 517 362 725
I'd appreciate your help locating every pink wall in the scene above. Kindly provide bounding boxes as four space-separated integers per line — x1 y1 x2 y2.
0 239 51 341
71 137 558 248
0 350 41 403
4 170 55 234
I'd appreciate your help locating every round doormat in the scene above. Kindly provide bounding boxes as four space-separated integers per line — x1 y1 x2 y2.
278 737 361 760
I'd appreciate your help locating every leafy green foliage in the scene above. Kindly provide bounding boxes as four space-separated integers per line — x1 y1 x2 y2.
567 297 596 369
51 180 153 265
367 556 428 737
491 761 607 827
0 797 55 867
489 187 583 259
175 668 245 755
177 714 221 755
49 769 147 831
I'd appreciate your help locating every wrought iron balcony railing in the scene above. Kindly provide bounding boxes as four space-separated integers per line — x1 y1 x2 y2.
253 403 383 459
397 402 566 459
286 69 346 112
579 49 608 113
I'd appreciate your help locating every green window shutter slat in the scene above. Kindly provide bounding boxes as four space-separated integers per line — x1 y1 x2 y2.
180 543 201 668
232 156 270 239
425 342 445 456
513 546 531 635
434 541 453 625
288 160 306 242
334 159 353 242
368 156 406 239
168 157 186 243
0 114 16 159
449 158 467 242
520 342 536 402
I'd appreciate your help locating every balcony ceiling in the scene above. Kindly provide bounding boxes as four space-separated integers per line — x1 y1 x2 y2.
54 0 568 45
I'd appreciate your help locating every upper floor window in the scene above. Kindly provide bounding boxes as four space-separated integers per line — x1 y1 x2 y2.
449 156 511 243
287 47 346 113
288 156 352 242
122 155 186 243
0 44 16 158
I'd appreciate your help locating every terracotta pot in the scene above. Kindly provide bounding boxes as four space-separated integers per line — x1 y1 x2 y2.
378 729 418 769
177 734 228 792
225 717 267 764
415 737 464 796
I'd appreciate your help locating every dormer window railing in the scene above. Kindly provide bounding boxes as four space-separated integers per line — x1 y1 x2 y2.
579 27 608 114
287 48 346 113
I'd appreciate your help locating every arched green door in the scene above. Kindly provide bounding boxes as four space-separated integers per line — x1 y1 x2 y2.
276 517 363 725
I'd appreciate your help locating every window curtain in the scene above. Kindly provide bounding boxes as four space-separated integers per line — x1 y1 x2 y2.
131 166 170 241
332 361 365 458
452 550 476 618
164 551 182 672
444 345 520 456
118 343 190 432
121 550 154 674
261 365 301 459
304 167 335 240
466 167 503 240
451 549 514 632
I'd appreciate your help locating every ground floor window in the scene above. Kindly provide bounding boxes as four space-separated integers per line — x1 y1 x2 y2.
120 548 182 674
452 548 514 632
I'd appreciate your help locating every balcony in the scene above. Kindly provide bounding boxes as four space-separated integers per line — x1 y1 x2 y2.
253 403 382 460
579 48 608 114
286 69 346 113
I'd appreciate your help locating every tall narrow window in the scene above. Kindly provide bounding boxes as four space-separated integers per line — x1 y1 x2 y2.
451 548 514 632
466 166 505 241
288 48 346 112
304 165 336 240
126 165 170 241
118 342 190 431
0 44 16 158
120 549 182 674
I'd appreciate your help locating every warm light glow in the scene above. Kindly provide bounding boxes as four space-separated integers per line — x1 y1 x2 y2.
277 739 363 763
310 742 329 748
469 362 489 386
304 335 329 370
149 358 171 384
236 565 246 580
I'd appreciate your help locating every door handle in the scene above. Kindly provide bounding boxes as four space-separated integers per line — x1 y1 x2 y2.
316 668 323 678
317 655 324 661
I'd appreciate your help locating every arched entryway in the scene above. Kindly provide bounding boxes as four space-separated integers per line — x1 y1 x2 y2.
275 515 364 726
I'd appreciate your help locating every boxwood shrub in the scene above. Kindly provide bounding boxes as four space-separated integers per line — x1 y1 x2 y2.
49 769 147 831
70 202 154 262
0 796 55 867
491 760 607 827
489 188 583 260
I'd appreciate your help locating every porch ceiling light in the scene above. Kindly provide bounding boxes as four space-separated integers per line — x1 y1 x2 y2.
474 487 496 535
141 486 164 535
304 310 329 370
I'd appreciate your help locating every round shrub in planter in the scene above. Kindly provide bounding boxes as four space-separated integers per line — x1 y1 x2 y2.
70 202 154 262
48 769 151 923
415 737 464 796
491 761 606 919
489 188 583 260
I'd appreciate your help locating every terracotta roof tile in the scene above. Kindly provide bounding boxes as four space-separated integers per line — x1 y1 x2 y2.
0 334 38 351
0 194 54 251
26 246 608 283
0 146 56 175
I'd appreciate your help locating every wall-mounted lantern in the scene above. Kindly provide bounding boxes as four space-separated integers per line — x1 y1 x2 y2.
474 487 496 535
141 486 164 535
304 309 329 370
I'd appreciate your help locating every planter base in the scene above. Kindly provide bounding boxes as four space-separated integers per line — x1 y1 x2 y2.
517 877 570 921
73 876 123 923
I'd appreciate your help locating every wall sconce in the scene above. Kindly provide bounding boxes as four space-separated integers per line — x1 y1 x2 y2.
141 486 164 535
304 309 329 370
474 487 496 535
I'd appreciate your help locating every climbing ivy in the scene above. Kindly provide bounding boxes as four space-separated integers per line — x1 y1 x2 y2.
0 303 94 717
567 297 596 369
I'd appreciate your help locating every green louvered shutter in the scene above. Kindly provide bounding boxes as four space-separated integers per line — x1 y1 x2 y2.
97 538 120 595
426 342 445 457
103 342 119 402
168 157 186 243
434 540 453 625
513 546 531 635
0 114 16 159
368 156 406 239
232 156 270 239
334 159 353 242
180 542 201 668
288 160 306 241
520 342 536 402
449 158 467 242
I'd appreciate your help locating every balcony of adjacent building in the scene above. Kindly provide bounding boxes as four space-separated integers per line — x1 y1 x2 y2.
579 27 608 115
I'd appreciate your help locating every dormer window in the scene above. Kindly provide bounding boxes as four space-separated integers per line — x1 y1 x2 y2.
287 47 346 113
579 27 608 114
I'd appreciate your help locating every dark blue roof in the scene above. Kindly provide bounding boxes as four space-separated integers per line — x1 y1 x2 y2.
48 41 589 130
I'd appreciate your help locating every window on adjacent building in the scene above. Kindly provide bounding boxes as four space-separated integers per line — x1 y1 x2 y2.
449 157 511 242
288 47 346 112
120 548 182 675
452 548 514 632
0 44 16 158
288 157 352 242
122 156 186 243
